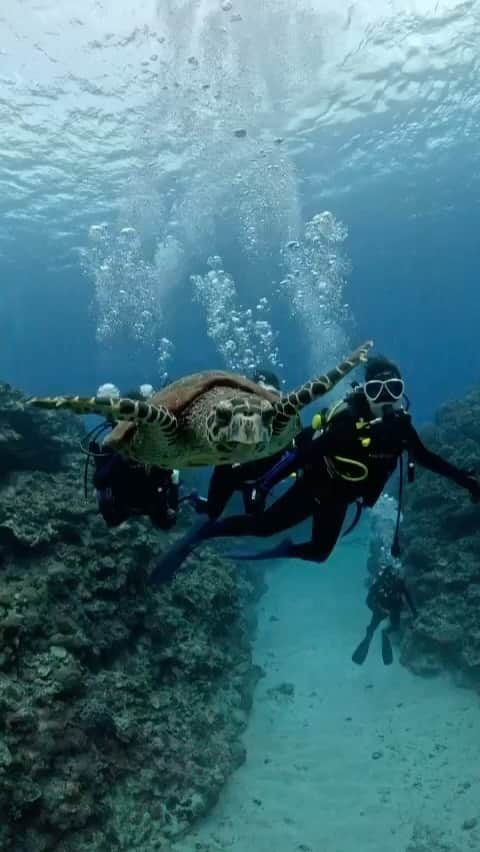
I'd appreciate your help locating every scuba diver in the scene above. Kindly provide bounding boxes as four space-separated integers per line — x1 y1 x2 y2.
352 564 417 666
92 445 180 530
151 354 480 582
191 367 287 519
84 382 181 531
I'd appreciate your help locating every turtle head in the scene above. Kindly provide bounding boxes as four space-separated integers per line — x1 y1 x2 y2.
207 398 275 447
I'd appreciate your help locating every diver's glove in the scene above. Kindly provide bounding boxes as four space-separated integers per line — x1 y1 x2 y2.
224 538 293 561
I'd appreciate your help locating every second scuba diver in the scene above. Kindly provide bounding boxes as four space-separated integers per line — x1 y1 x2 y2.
152 354 480 582
92 444 180 530
352 564 417 666
86 383 182 531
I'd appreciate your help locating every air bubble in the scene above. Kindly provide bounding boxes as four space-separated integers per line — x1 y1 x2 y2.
190 256 281 373
81 224 175 380
278 211 352 371
89 224 107 241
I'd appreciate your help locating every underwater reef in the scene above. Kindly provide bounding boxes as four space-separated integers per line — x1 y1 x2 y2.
0 383 263 852
397 389 480 683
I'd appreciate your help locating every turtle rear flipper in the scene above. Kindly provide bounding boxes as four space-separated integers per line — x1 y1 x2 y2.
28 395 178 433
273 340 373 431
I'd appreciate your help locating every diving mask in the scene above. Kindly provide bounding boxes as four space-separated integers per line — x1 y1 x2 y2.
364 378 404 403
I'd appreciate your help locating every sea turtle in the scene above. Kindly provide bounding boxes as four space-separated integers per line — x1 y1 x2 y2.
28 340 372 468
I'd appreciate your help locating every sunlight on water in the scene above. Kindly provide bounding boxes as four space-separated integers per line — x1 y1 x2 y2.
1 0 478 261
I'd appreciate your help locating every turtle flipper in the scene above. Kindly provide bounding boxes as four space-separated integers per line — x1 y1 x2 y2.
273 340 373 429
28 395 178 431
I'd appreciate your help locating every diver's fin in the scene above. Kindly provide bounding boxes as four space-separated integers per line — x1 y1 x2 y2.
352 636 371 666
223 548 263 561
224 538 292 561
150 519 216 584
381 630 394 665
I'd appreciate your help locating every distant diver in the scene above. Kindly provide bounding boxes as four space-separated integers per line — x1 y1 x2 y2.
352 564 417 666
152 354 480 582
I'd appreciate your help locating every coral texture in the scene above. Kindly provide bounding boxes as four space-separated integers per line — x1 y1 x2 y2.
0 385 262 852
396 390 480 681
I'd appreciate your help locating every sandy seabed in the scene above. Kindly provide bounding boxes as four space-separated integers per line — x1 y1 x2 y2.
175 537 480 852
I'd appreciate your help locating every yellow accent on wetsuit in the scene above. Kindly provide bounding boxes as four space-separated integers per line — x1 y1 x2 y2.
311 398 371 482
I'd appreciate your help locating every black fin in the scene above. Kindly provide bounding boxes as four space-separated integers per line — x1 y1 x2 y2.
352 637 371 666
150 519 216 584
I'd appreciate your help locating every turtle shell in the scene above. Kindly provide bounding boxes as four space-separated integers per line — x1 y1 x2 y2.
151 370 279 413
104 371 279 449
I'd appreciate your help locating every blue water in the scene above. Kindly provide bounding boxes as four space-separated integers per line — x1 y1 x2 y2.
2 1 480 847
3 0 480 423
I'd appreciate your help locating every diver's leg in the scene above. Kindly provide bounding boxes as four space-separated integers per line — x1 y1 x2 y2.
352 610 384 665
381 607 401 665
211 478 313 539
152 480 313 577
387 608 401 633
286 500 348 562
206 465 239 519
153 480 312 580
367 610 385 637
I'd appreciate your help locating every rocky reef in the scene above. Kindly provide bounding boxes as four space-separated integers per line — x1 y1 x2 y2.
0 383 81 476
395 389 480 682
0 384 263 852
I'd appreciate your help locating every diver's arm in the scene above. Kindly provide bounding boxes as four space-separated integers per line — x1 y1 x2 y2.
407 425 479 492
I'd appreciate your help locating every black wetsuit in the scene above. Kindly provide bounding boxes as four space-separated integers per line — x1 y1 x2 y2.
352 569 417 665
92 444 179 530
203 450 288 519
365 571 417 632
209 392 479 562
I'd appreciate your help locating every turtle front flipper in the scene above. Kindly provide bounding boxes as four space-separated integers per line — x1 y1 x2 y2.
28 395 178 431
273 340 373 430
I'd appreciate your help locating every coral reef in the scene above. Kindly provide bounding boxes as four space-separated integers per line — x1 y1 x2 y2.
0 383 83 476
0 385 263 852
396 389 480 683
